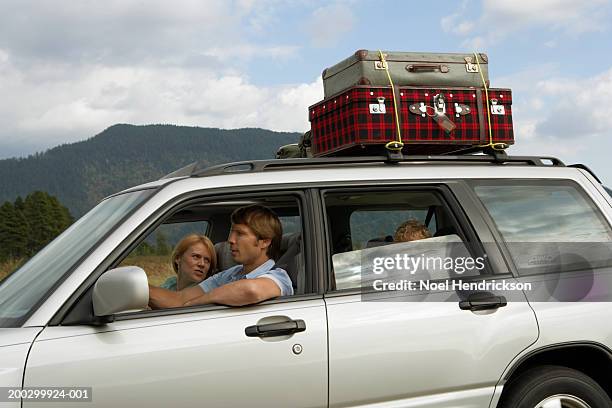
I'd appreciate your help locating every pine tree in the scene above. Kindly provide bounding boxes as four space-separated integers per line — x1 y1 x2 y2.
0 202 28 260
22 191 73 256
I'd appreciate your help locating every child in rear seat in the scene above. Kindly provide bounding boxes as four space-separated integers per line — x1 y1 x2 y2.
394 219 432 242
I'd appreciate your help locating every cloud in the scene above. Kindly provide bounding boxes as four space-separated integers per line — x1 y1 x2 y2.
200 45 300 62
0 0 295 67
482 0 609 34
442 0 611 47
498 66 612 183
534 69 612 139
0 0 317 159
496 65 612 142
440 0 475 35
306 3 357 47
0 57 323 157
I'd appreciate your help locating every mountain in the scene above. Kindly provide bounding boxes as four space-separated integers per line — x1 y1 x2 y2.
0 124 300 217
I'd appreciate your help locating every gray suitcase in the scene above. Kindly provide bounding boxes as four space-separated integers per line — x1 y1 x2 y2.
322 50 489 98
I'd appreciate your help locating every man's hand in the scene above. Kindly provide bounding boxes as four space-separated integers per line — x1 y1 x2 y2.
183 277 281 307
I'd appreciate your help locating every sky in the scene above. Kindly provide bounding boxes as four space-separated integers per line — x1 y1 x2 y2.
0 0 611 184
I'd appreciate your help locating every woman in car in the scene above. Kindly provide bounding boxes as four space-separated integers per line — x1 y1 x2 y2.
160 234 217 291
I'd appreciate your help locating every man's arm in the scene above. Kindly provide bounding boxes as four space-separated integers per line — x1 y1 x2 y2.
183 277 281 307
149 285 205 309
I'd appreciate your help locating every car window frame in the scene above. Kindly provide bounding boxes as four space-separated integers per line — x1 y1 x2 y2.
51 184 322 326
318 183 502 295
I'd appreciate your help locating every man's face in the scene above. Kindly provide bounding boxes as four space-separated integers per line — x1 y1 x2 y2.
227 223 270 266
176 242 212 284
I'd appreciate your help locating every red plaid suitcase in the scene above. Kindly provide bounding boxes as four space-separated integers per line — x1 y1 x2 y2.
309 86 514 156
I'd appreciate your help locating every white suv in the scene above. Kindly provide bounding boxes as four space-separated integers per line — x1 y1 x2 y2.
1 154 611 408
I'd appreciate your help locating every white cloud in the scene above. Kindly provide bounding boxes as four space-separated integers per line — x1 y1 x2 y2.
482 0 609 34
200 45 300 61
441 0 474 35
498 66 612 140
0 58 323 155
0 0 314 158
531 72 612 145
442 0 611 48
544 40 557 48
499 66 612 183
306 3 356 47
0 0 297 68
0 49 8 65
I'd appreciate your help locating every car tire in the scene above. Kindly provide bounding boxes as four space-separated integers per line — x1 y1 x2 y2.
500 365 611 408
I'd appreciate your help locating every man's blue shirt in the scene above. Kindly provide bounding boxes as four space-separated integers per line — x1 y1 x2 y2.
198 259 293 297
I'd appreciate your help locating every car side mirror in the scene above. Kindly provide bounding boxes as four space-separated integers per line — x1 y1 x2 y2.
93 266 149 317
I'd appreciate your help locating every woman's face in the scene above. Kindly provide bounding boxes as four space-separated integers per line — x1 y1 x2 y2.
176 242 212 285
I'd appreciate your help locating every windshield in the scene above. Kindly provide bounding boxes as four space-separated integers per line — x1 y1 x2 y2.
0 189 154 327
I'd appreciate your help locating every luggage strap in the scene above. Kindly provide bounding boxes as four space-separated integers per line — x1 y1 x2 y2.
474 52 509 151
378 50 405 152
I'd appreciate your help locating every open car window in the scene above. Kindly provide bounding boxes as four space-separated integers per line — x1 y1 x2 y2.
116 193 310 313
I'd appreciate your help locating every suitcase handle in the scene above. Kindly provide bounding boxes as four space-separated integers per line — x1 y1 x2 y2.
406 64 449 73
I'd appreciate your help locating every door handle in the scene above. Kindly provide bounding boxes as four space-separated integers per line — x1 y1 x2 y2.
245 319 306 338
459 292 507 311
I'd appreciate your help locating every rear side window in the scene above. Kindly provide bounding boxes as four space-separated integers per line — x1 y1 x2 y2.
324 189 486 291
350 210 436 250
472 180 612 275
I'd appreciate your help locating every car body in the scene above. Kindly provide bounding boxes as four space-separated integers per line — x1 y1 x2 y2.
1 154 611 408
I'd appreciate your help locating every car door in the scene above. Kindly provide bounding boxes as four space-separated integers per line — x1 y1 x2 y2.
23 301 327 408
22 190 328 408
321 184 539 408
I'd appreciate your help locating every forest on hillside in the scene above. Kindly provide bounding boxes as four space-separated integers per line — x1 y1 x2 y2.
0 124 300 217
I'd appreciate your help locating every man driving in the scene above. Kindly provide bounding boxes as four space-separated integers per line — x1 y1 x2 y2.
148 205 293 308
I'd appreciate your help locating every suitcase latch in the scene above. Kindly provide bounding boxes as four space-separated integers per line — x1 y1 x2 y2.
374 55 388 70
433 94 446 115
490 98 505 115
369 97 387 114
465 56 479 73
454 103 471 117
408 102 428 117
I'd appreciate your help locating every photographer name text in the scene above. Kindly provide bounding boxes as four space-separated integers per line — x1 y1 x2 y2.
372 279 532 292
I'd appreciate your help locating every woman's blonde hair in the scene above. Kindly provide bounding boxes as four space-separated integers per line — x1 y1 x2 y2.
171 234 217 277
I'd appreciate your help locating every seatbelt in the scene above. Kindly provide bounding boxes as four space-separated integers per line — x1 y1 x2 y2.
424 205 436 228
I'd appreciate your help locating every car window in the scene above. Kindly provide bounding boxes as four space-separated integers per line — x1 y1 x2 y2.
472 180 612 276
0 189 154 327
116 193 310 312
120 221 209 287
324 189 485 291
350 209 436 250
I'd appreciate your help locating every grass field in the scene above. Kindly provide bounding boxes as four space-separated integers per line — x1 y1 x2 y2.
0 258 24 283
0 256 175 286
120 254 175 286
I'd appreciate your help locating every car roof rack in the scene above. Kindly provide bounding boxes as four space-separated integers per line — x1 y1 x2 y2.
567 163 602 184
160 151 566 180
